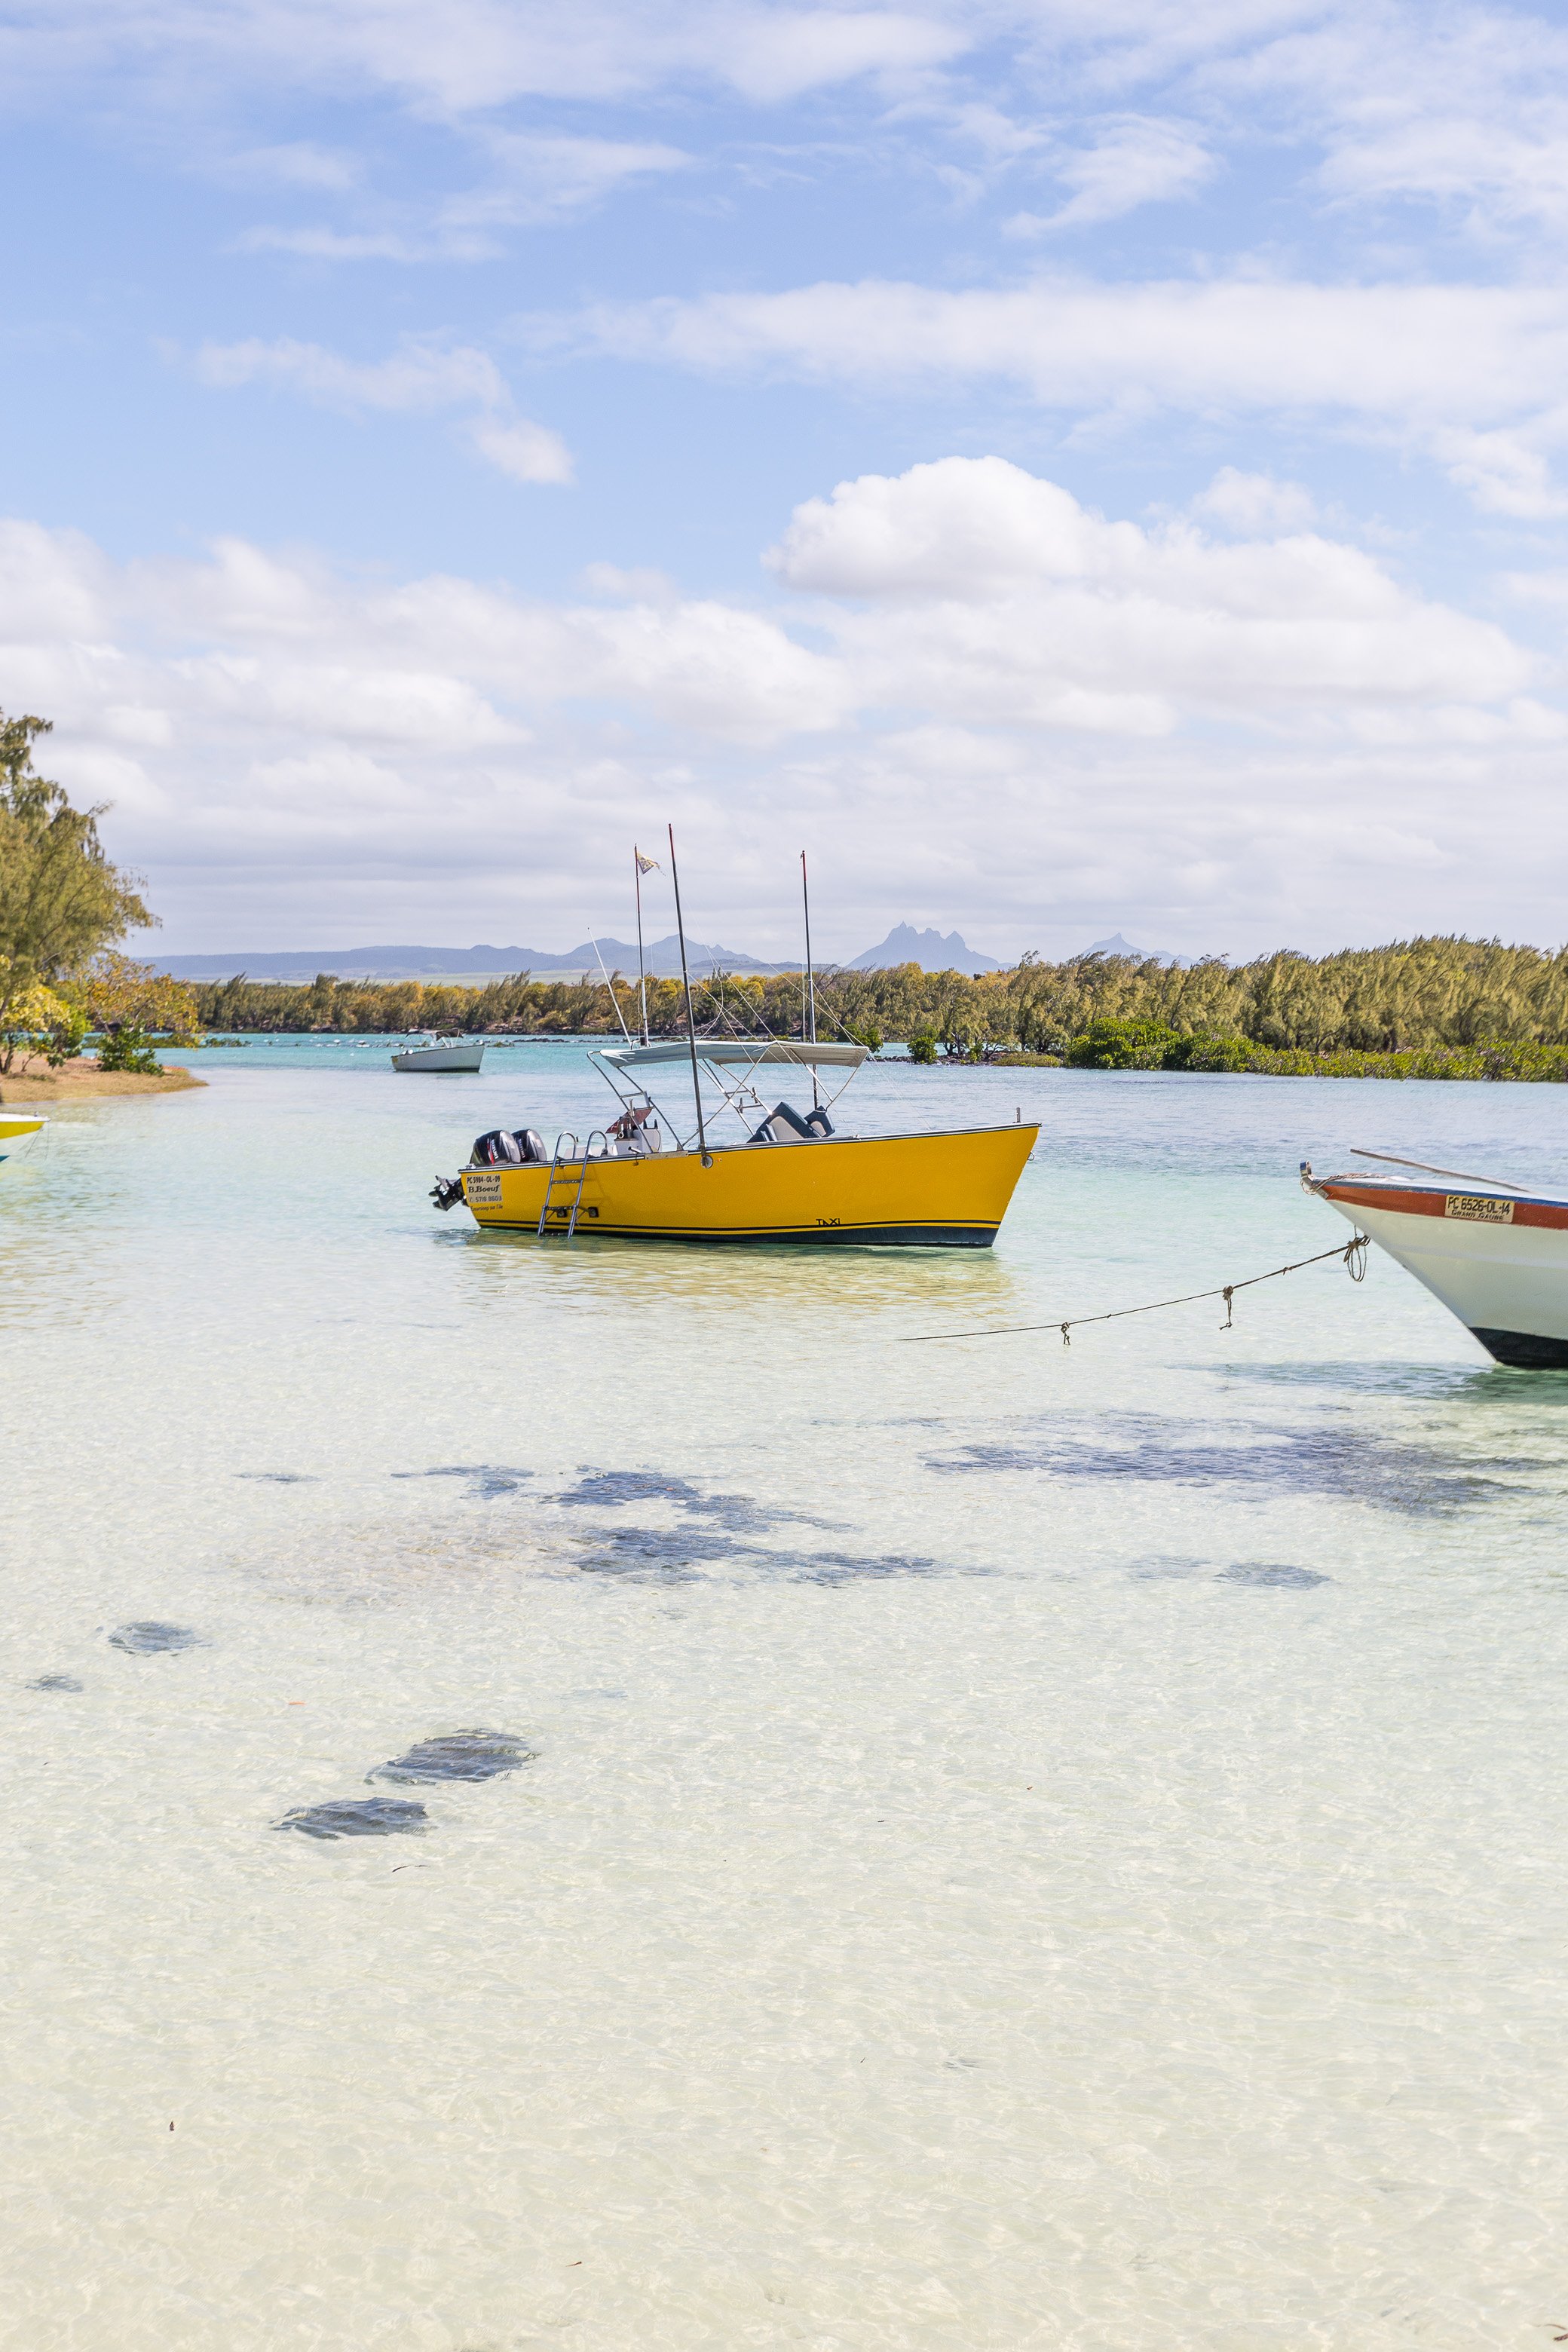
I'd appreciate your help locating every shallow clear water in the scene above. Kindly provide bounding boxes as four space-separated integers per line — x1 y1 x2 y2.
4 1046 1567 2350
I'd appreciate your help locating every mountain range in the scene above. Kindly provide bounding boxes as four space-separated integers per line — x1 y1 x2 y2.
155 923 1007 983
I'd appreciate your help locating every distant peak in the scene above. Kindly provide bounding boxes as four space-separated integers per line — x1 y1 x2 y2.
843 923 1002 975
1085 932 1190 969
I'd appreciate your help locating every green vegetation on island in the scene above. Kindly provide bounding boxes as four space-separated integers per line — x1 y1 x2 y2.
191 936 1568 1080
0 708 201 1076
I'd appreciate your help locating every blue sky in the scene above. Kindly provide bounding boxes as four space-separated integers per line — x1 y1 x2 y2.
4 0 1568 960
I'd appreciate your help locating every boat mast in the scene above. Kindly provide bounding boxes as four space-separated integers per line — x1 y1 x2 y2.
633 847 651 1045
667 824 710 1162
801 850 819 1107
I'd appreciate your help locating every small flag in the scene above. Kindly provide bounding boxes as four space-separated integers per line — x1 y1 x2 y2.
635 849 660 874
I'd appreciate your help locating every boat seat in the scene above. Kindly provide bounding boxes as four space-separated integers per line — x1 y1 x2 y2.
748 1101 835 1144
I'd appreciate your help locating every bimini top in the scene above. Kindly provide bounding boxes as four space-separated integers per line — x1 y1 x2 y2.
597 1038 868 1071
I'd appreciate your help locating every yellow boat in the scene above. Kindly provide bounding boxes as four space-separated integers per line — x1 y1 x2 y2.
0 1112 45 1162
432 1039 1037 1247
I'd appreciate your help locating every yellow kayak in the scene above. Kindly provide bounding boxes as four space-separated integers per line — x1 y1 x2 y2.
436 1039 1037 1246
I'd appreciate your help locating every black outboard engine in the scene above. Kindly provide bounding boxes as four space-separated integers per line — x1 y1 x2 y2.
430 1174 466 1212
471 1127 547 1166
747 1101 834 1144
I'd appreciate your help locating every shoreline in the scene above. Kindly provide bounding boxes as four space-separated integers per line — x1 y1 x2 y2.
0 1056 207 1103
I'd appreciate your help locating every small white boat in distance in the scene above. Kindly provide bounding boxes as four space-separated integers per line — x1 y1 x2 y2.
391 1035 485 1074
1304 1149 1568 1368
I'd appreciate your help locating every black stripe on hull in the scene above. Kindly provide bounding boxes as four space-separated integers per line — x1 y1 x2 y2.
473 1219 998 1248
1471 1325 1568 1370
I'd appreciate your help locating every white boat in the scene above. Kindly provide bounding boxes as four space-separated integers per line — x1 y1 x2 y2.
391 1035 485 1074
1303 1150 1568 1368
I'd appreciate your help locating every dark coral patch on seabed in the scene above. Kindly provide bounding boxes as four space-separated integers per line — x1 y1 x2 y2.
391 1465 533 1498
29 1673 83 1691
369 1729 535 1783
275 1798 430 1840
108 1622 201 1654
555 1468 800 1533
926 1416 1506 1516
1218 1563 1331 1589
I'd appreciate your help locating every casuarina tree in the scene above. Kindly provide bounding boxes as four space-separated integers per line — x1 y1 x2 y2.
0 711 155 1072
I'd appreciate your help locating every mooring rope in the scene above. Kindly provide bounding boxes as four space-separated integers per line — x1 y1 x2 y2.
901 1231 1370 1348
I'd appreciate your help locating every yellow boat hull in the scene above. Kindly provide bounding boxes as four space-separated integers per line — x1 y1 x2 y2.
461 1124 1037 1246
0 1113 44 1159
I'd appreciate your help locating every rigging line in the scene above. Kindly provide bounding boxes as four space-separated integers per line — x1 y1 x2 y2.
590 936 634 1044
667 823 709 1163
898 1235 1370 1347
1350 1146 1531 1194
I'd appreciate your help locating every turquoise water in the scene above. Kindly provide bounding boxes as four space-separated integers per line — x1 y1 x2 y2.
4 1044 1566 2350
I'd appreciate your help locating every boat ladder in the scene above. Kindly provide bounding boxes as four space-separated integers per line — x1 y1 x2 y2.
537 1132 607 1239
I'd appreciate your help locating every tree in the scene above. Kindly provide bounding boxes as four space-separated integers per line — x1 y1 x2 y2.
81 951 198 1040
0 712 155 1072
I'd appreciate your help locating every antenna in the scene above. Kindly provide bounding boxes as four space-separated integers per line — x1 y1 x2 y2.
801 850 819 1107
667 825 709 1162
633 847 651 1045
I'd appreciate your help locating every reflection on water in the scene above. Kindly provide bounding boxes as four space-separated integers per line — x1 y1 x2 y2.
3 1045 1568 2349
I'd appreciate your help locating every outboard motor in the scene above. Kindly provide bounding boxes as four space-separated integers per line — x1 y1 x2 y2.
430 1174 466 1212
747 1101 835 1144
471 1127 547 1166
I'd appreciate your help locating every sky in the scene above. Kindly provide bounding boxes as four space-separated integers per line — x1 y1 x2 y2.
4 0 1568 963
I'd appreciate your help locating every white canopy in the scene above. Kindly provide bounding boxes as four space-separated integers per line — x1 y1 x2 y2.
596 1038 868 1071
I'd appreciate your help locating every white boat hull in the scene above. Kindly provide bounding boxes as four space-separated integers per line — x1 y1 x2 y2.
392 1042 485 1073
1311 1172 1568 1367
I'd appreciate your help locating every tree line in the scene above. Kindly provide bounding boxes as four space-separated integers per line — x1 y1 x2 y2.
191 936 1568 1058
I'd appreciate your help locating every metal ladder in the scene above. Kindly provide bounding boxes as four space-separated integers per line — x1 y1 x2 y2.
536 1132 607 1239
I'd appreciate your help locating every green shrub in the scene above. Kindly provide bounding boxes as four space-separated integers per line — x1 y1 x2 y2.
1066 1015 1180 1069
907 1026 939 1064
93 1021 164 1074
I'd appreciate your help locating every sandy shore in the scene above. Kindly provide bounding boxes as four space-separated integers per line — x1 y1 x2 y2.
0 1055 206 1102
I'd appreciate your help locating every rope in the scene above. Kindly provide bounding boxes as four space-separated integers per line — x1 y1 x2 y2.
900 1232 1370 1348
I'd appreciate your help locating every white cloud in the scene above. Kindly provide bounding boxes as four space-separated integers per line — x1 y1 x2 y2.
2 452 1560 954
540 274 1568 513
537 274 1568 418
1191 467 1316 532
234 225 495 262
194 335 507 412
219 142 362 191
1428 426 1568 521
465 415 574 485
191 333 572 486
444 131 689 227
7 0 1568 277
769 457 1530 726
1009 115 1215 234
0 0 982 118
1225 7 1568 237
